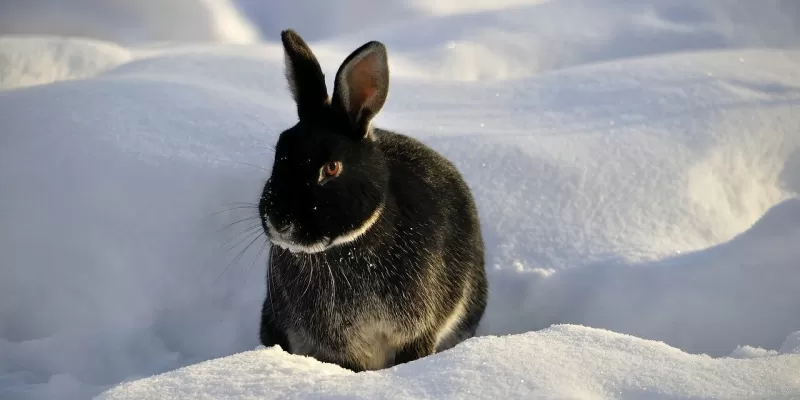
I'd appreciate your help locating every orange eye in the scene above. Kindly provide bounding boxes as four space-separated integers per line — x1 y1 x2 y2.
323 161 341 177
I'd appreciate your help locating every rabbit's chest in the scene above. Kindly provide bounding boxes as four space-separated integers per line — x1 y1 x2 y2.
286 300 412 370
276 251 432 369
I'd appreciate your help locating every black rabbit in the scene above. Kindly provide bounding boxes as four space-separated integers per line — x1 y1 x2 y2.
257 29 488 372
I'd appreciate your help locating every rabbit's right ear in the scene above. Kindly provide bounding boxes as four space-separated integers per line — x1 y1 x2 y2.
281 29 329 121
331 40 389 141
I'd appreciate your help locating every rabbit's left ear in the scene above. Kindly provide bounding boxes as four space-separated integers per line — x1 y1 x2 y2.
281 29 329 121
332 41 389 140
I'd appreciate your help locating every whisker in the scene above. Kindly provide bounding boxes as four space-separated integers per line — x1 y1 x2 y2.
203 205 259 219
195 218 261 282
235 161 270 172
249 134 277 147
216 230 264 283
214 216 263 235
300 254 314 302
219 220 261 241
240 236 269 289
285 252 307 289
267 250 276 315
221 224 264 252
326 259 336 314
338 260 353 291
204 157 271 173
223 201 260 207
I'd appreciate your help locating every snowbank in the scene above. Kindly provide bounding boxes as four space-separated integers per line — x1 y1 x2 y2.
0 36 132 90
0 0 259 44
98 325 800 400
296 0 800 81
1 0 800 399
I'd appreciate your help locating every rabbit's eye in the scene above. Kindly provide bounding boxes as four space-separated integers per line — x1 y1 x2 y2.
323 161 342 178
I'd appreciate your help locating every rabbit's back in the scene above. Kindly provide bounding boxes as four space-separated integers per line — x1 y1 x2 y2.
375 128 483 251
374 128 488 350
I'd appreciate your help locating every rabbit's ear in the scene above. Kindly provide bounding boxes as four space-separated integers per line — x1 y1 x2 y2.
332 41 389 140
281 29 329 121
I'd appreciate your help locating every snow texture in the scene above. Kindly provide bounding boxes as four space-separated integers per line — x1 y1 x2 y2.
0 0 259 44
99 325 800 400
1 0 800 399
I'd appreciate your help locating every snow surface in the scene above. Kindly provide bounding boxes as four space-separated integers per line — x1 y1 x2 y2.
0 36 132 90
0 0 259 44
1 0 800 399
99 325 800 400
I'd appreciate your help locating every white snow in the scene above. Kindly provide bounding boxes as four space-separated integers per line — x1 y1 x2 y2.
0 0 259 44
1 1 800 399
97 325 800 400
0 36 132 90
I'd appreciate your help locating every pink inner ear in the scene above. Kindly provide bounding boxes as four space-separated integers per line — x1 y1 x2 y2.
347 52 379 113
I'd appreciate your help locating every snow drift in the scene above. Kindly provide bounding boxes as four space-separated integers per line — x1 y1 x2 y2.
0 0 259 44
0 36 132 90
98 325 800 400
1 0 800 399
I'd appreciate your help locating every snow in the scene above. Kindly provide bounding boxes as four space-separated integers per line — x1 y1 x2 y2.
0 0 259 44
1 1 800 399
0 36 132 90
780 332 800 355
98 326 800 400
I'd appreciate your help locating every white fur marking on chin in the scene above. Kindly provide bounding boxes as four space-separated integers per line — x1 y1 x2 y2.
266 203 384 254
270 236 330 254
329 202 384 248
266 220 327 254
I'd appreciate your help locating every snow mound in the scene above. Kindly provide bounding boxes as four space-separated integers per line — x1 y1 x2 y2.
233 0 549 42
409 0 551 16
2 35 799 399
293 0 800 81
780 332 800 355
98 325 800 400
0 0 259 45
481 197 800 356
2 1 800 399
728 345 779 359
0 36 132 90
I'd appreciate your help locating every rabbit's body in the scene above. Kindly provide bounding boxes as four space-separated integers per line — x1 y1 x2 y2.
258 30 487 372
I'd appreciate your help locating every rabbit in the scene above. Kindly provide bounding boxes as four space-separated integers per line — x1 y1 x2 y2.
257 29 488 372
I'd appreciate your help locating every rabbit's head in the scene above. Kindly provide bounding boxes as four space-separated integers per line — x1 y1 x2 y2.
259 30 391 254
